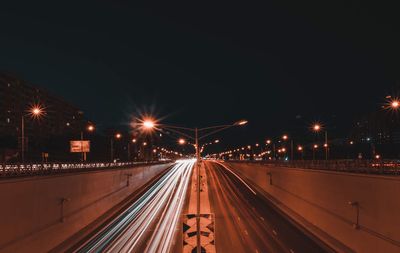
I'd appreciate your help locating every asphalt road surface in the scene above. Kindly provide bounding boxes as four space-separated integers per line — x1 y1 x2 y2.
206 161 330 253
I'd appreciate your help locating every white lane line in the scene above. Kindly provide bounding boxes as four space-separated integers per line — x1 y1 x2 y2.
238 216 241 222
272 230 278 236
290 249 295 253
260 217 265 221
244 230 249 236
214 161 257 195
256 250 259 253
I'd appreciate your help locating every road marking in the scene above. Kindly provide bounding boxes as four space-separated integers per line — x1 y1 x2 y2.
272 230 278 236
260 217 265 221
244 230 249 235
256 250 260 253
214 161 257 195
238 216 241 222
290 249 295 253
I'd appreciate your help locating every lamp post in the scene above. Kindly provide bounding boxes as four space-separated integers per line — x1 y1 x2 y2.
80 124 95 162
297 145 304 160
312 123 328 160
282 134 294 161
110 133 122 162
313 144 318 161
140 119 247 253
21 105 45 163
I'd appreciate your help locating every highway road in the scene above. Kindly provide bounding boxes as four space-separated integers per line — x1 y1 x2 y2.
206 161 330 253
73 159 194 253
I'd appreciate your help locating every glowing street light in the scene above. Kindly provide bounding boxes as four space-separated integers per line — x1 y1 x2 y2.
178 138 186 145
143 119 155 130
115 133 122 139
31 107 42 116
282 134 288 140
313 123 321 132
132 138 137 143
235 120 248 126
87 125 95 132
391 100 400 109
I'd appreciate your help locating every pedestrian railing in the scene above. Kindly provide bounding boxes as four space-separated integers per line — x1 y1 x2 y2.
0 160 172 178
226 159 400 175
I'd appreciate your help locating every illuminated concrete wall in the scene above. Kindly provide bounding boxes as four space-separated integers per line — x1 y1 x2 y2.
225 162 400 253
0 163 172 253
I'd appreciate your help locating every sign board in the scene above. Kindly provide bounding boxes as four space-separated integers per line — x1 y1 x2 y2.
70 140 90 153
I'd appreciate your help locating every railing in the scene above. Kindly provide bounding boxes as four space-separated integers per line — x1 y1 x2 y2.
226 159 400 175
0 160 173 178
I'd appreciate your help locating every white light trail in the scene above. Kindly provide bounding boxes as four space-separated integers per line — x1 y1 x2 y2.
76 160 195 253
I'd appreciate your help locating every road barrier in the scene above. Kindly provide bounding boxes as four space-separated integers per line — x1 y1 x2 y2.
225 159 400 175
0 160 172 178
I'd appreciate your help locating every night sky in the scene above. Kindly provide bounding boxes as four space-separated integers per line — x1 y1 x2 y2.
1 1 399 146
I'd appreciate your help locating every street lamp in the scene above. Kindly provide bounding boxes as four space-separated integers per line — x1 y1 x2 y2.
313 144 318 160
391 99 400 109
265 139 276 160
142 119 156 130
311 123 328 160
110 133 122 162
236 120 248 126
80 124 95 162
297 145 304 159
21 104 46 163
281 134 294 160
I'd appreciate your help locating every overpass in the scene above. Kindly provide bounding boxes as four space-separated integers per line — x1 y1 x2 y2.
0 160 398 253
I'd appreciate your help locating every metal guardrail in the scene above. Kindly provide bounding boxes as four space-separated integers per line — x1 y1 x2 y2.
0 160 173 178
226 159 400 175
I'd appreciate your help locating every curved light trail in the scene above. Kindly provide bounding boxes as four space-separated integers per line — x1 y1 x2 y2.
75 159 195 253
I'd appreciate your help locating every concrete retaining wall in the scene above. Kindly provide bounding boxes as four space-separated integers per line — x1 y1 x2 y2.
225 162 400 253
0 163 172 253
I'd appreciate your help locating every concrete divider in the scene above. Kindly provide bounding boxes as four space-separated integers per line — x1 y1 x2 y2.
0 163 172 253
224 161 400 253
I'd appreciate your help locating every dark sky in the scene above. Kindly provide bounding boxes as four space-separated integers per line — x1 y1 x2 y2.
1 1 399 145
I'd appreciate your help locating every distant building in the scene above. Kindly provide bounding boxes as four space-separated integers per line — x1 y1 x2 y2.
350 110 399 145
0 73 91 161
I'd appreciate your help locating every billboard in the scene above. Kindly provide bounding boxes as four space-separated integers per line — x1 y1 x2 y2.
70 140 90 153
